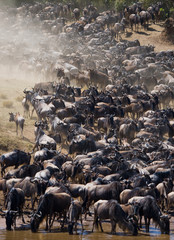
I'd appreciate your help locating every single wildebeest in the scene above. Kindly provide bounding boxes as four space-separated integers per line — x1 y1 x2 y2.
69 138 97 155
73 8 80 21
68 200 83 234
33 124 56 152
82 181 123 212
5 187 25 230
112 22 125 40
30 192 71 232
0 150 31 177
9 112 25 137
92 200 138 235
130 195 170 234
88 69 110 88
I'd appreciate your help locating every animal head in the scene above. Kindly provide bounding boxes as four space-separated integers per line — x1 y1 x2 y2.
9 112 15 122
68 222 74 235
160 215 170 234
30 211 42 232
6 210 18 231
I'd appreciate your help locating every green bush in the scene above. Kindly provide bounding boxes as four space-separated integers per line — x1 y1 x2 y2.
170 7 174 18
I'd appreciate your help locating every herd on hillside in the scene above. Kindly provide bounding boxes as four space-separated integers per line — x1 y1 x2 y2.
0 0 174 236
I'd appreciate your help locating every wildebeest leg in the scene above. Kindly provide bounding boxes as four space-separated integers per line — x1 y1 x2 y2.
74 220 77 234
139 215 142 228
16 122 18 135
21 127 23 137
80 215 83 232
111 220 116 234
49 213 55 232
32 196 38 210
21 212 25 223
145 217 150 232
99 219 103 232
31 108 35 119
61 211 67 230
1 165 5 177
92 214 97 232
13 216 17 229
45 215 48 231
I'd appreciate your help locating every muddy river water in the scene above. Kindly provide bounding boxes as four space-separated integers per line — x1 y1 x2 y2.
0 220 173 240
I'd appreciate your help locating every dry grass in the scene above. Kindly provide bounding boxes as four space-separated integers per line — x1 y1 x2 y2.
16 95 23 102
2 100 13 108
0 93 7 99
0 124 33 154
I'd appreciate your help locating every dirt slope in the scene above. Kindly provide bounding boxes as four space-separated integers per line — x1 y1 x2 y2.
122 22 174 52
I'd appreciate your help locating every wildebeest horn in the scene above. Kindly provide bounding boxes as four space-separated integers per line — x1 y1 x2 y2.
36 211 42 218
0 209 7 214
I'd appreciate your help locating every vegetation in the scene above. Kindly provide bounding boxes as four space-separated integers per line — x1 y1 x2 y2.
0 0 173 13
0 133 33 153
0 94 7 100
2 101 13 108
16 96 23 102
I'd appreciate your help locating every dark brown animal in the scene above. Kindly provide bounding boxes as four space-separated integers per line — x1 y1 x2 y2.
92 200 138 235
30 192 71 232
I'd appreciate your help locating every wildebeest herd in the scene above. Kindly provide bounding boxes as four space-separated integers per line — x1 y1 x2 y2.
0 0 174 236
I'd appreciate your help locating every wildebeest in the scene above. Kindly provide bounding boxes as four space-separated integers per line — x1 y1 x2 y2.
88 69 110 88
33 123 56 152
14 176 43 210
69 138 97 155
5 188 25 230
112 22 125 40
9 112 25 137
30 192 71 232
129 195 170 234
119 120 137 144
68 200 83 234
0 150 31 177
82 181 123 212
129 13 141 32
92 199 138 235
73 8 80 21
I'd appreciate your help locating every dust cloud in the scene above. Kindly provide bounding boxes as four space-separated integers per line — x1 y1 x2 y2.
0 5 72 88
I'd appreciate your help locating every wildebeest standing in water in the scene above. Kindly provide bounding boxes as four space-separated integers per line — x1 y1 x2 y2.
4 187 25 230
30 192 71 232
92 199 138 235
9 112 25 138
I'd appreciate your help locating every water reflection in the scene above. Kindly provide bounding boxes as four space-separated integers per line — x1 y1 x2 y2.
0 226 172 240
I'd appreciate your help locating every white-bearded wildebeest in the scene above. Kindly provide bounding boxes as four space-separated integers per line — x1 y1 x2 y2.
129 13 141 32
92 199 138 235
30 192 71 232
32 124 56 152
82 181 123 213
129 195 170 234
4 187 25 230
0 150 31 177
9 112 25 137
68 200 83 234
